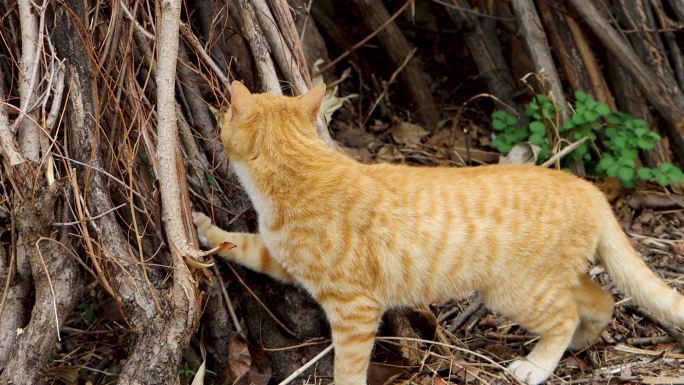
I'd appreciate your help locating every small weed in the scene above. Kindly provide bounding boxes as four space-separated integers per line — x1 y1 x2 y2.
491 91 682 188
76 303 96 324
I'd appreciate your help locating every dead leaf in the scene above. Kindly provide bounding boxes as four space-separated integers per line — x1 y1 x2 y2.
227 333 272 385
671 242 684 255
434 375 448 385
336 125 375 148
311 59 357 124
562 356 586 370
340 146 371 163
228 334 252 381
368 363 405 385
498 143 540 164
376 144 402 162
391 121 428 147
450 361 480 383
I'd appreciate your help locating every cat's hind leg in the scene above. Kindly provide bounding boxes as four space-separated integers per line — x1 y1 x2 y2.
568 275 614 350
485 288 579 385
192 212 294 283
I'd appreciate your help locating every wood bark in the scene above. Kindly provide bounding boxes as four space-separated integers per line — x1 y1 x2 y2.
350 0 440 127
447 0 520 112
510 0 568 117
569 0 684 164
0 174 83 385
16 0 40 162
237 0 282 94
536 0 592 93
52 2 200 383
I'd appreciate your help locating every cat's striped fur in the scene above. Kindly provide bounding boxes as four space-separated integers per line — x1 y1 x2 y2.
193 81 684 385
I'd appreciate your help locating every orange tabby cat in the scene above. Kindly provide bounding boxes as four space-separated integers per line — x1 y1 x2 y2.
193 82 684 385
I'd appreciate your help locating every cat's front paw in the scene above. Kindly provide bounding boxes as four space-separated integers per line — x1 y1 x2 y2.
507 359 551 385
192 211 212 247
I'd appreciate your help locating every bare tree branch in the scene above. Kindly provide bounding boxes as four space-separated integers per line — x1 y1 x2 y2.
16 0 43 161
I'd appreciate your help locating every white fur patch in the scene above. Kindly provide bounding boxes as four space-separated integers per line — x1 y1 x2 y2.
508 359 552 385
231 161 274 226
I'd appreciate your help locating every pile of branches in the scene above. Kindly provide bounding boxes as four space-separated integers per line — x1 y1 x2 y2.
0 0 682 384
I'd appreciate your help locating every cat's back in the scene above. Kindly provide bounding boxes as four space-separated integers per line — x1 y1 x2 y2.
365 162 604 204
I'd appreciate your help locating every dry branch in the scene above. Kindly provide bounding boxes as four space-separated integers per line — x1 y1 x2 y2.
253 0 307 94
447 0 520 112
267 0 313 87
156 0 203 261
569 0 684 164
0 77 30 369
16 0 41 162
0 180 83 385
51 3 196 383
510 0 567 117
237 0 282 93
350 0 440 127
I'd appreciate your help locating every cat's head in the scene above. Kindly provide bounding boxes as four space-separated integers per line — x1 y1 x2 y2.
215 81 326 162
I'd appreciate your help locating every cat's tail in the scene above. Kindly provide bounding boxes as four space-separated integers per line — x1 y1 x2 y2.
597 213 684 325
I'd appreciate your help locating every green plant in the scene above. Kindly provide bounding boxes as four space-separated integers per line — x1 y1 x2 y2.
490 91 683 188
178 361 196 377
76 303 95 323
178 361 216 378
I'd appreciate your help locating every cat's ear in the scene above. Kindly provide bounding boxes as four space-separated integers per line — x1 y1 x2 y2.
299 84 326 121
230 81 252 121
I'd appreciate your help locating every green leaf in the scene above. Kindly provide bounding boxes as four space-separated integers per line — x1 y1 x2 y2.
492 137 512 154
621 151 638 163
560 121 574 132
618 165 634 182
633 119 647 130
606 162 620 178
597 155 614 172
606 113 623 125
625 119 637 130
648 131 661 141
505 114 517 125
634 127 648 137
613 136 626 148
512 127 529 141
656 172 669 186
529 121 545 135
529 133 546 146
637 137 656 150
584 111 599 122
666 167 683 185
594 103 610 116
492 110 509 120
575 91 589 103
576 143 588 155
571 113 585 125
492 119 508 131
605 127 617 138
658 162 674 173
637 168 654 180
